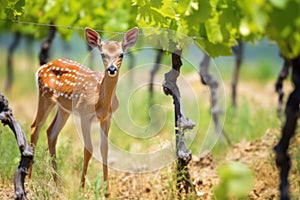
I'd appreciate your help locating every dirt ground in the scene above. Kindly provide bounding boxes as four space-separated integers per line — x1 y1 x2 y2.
108 128 299 199
106 129 283 199
2 128 298 199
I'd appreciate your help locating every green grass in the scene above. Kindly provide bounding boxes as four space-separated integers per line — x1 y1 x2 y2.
225 99 279 141
211 98 280 159
0 53 37 92
241 60 279 82
0 126 21 185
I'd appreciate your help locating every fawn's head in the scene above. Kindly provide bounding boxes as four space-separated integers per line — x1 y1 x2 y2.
85 27 138 77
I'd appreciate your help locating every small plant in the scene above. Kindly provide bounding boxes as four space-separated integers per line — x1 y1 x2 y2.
86 172 107 199
214 161 253 200
166 167 178 199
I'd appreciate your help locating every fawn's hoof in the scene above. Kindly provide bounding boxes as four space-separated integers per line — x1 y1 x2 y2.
104 192 111 198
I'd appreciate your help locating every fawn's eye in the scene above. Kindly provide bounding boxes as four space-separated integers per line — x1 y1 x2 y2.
101 53 106 58
119 53 124 59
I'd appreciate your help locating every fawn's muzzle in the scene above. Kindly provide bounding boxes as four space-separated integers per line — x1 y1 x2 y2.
107 66 118 77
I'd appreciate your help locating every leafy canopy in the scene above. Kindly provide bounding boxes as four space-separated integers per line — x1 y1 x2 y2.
133 0 300 58
1 0 25 20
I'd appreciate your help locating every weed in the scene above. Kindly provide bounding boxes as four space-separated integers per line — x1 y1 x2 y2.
85 172 108 200
28 147 65 199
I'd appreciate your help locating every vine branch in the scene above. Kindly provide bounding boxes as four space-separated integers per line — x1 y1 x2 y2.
275 56 291 119
200 54 232 146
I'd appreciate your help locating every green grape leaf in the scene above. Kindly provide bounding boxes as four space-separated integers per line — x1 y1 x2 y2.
2 0 25 20
151 0 163 8
15 0 25 13
269 0 288 9
195 39 232 57
205 16 223 44
265 0 300 58
214 162 254 199
5 8 14 20
197 0 212 21
141 28 169 50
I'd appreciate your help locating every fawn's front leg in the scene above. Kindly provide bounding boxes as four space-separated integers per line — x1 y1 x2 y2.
100 115 112 197
80 116 93 188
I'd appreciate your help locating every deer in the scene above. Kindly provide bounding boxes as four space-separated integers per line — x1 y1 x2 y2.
28 27 139 196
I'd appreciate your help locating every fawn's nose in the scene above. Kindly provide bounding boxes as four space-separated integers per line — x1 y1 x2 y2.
107 65 118 77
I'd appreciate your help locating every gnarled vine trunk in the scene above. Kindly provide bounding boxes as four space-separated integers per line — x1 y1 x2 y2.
231 40 244 107
149 49 164 102
0 93 34 200
275 56 291 119
5 31 21 91
39 24 56 65
199 54 232 146
274 55 300 200
163 49 195 195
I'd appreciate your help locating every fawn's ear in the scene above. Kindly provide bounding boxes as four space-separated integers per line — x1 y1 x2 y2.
122 27 138 51
85 27 102 48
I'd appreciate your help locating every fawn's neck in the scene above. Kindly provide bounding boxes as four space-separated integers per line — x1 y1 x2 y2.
96 73 119 117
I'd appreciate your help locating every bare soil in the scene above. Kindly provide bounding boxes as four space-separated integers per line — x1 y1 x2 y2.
110 128 299 199
106 129 284 199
